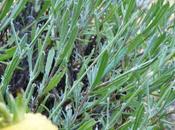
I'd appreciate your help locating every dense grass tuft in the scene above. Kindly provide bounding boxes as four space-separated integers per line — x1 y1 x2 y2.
0 0 175 129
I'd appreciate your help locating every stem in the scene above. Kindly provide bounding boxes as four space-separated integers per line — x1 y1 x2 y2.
0 103 12 123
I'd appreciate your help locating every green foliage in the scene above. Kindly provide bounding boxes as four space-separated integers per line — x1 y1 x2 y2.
0 0 175 129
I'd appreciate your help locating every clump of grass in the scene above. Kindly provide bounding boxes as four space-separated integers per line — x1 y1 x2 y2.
0 0 175 129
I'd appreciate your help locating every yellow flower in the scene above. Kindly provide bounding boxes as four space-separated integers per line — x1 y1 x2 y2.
1 113 58 130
